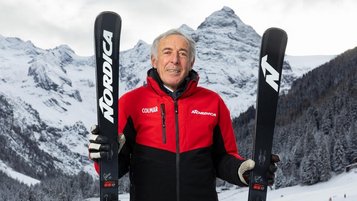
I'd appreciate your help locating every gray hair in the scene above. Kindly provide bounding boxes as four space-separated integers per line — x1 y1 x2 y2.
151 29 196 62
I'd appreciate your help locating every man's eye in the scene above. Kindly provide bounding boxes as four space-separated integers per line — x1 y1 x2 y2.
179 52 187 57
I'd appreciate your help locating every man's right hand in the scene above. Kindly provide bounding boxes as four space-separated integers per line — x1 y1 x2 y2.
88 125 112 161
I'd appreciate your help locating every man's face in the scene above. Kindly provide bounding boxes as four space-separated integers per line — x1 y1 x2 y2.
151 34 194 91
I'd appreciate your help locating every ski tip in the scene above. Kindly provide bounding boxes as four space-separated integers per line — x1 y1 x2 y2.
94 11 122 36
263 27 288 39
97 11 121 17
95 11 122 23
265 27 286 33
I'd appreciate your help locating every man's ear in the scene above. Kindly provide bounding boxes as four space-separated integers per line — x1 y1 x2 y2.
151 55 157 69
190 58 195 70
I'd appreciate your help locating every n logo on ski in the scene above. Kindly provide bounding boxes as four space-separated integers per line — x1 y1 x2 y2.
261 55 280 92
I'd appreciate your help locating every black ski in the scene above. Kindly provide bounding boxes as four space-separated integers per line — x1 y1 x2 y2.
94 11 121 201
248 28 287 201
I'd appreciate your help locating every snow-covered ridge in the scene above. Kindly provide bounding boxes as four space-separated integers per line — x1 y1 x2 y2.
285 55 336 76
0 159 40 186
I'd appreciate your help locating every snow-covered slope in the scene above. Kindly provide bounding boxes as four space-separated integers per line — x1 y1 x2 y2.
86 169 357 201
0 159 40 185
265 171 357 201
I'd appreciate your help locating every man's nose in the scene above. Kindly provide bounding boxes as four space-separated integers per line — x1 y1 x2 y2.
171 52 179 64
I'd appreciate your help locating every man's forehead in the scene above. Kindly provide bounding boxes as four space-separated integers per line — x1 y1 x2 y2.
159 34 189 48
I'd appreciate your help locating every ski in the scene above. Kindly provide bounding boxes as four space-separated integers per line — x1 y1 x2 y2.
248 28 287 201
94 11 121 201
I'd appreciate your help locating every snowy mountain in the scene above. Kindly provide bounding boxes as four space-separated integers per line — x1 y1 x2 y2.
0 6 335 194
0 35 95 179
118 7 297 115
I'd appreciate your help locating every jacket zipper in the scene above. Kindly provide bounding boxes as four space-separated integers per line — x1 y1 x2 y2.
160 103 167 144
174 100 180 201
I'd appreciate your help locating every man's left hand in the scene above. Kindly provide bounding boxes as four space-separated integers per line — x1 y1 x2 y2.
237 154 280 186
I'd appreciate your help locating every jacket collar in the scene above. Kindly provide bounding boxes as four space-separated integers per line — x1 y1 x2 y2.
146 68 199 99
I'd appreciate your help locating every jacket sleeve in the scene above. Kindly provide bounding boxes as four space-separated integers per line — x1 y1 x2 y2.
212 97 246 186
117 95 136 178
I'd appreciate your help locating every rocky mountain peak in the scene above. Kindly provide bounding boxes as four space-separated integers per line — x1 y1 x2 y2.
198 6 245 31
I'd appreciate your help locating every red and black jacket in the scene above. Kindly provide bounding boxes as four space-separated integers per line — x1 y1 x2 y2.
101 68 245 201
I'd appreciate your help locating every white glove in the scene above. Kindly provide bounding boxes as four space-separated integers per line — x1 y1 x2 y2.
238 159 255 186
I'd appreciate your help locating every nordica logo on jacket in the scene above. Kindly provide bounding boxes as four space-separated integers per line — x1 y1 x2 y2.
99 30 114 123
191 109 216 117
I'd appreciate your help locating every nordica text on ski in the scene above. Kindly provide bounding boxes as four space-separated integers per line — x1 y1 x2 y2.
99 30 115 123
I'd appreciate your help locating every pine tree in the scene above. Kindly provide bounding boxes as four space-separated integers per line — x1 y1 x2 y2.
316 140 331 182
300 152 319 185
347 121 357 161
331 137 347 172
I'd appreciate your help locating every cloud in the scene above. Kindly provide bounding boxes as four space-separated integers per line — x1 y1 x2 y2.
1 0 357 56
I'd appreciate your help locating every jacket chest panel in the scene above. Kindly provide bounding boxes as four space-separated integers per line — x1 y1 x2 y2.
180 98 218 152
134 95 218 153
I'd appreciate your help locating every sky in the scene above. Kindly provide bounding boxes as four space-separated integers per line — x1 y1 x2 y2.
0 0 356 57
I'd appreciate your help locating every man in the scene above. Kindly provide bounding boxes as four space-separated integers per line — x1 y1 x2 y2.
89 29 279 201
